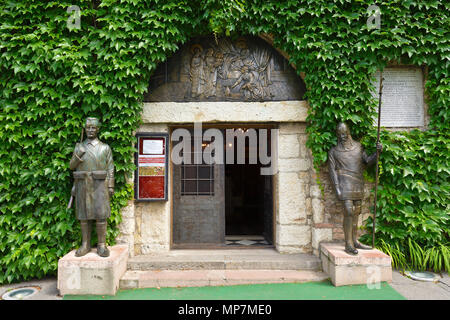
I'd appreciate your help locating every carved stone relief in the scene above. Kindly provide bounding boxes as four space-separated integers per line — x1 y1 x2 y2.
144 36 306 102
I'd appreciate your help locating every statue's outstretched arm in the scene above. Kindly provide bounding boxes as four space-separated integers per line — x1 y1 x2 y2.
362 143 382 166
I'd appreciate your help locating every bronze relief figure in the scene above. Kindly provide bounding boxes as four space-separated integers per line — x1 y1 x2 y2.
145 36 306 102
328 122 382 255
69 117 114 257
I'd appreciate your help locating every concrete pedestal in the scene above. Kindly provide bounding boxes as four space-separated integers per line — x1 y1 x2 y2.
320 242 392 287
57 245 128 296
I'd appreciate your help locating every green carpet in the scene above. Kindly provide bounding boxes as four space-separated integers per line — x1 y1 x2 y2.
64 280 406 300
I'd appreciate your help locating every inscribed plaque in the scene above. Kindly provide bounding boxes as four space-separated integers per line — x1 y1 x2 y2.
373 67 424 127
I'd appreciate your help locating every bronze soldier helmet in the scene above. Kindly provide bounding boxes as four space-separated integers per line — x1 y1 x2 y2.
336 122 351 143
336 122 349 133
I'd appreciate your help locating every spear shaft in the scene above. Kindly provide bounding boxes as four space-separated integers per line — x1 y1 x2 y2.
373 72 383 248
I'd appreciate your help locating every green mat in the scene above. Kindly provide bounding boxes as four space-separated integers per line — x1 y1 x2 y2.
64 280 405 300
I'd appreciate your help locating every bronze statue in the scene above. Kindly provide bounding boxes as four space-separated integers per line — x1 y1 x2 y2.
69 117 114 257
328 122 382 255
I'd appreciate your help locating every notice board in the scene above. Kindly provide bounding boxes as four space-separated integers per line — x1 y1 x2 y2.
135 133 169 201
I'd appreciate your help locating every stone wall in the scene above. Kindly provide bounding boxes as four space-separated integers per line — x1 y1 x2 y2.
134 200 170 254
115 200 135 257
116 124 171 256
275 123 312 253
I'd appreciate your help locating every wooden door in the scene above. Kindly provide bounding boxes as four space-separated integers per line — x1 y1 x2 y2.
172 137 225 246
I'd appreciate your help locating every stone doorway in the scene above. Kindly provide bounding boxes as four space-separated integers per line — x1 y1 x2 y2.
171 125 275 249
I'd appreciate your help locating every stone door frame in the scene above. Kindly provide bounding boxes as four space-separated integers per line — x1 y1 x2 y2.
168 123 278 249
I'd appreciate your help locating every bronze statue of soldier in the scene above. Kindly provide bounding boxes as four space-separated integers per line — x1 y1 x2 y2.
69 117 114 257
328 122 382 255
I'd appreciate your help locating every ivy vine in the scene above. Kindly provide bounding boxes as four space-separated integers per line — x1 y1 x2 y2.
0 0 448 283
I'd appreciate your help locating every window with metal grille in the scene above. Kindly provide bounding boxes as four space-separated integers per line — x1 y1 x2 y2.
181 164 214 195
178 131 215 196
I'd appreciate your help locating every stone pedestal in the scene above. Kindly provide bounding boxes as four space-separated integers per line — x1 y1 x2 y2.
320 242 392 287
57 245 128 296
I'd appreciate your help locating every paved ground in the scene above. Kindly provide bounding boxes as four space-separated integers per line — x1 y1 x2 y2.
389 270 450 300
0 276 63 300
1 270 449 300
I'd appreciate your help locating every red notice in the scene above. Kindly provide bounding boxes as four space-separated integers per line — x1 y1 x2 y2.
137 136 167 200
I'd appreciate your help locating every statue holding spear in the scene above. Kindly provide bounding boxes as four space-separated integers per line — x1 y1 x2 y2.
372 72 384 248
328 74 383 254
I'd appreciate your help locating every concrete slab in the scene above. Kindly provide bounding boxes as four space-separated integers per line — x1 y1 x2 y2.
119 269 329 289
320 242 392 287
128 249 321 271
57 245 128 296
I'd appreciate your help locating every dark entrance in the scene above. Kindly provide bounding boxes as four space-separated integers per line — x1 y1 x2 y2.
172 126 273 248
225 129 273 245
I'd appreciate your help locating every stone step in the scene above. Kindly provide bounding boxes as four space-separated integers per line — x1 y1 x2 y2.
120 269 329 289
127 249 322 271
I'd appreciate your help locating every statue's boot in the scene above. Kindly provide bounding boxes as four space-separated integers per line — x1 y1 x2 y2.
352 213 372 250
96 221 110 257
344 215 358 255
354 241 372 250
75 221 91 257
345 244 358 255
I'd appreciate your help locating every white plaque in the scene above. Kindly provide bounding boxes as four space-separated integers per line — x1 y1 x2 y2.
372 67 424 127
143 139 163 154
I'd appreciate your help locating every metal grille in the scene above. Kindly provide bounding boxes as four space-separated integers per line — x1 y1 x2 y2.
181 164 214 196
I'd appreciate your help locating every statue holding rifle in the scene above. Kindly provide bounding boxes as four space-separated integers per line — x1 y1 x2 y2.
68 117 114 257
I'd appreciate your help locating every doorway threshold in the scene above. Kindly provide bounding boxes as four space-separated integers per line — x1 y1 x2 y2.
225 235 272 247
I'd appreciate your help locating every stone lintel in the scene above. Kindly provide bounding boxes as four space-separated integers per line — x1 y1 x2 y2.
142 101 308 124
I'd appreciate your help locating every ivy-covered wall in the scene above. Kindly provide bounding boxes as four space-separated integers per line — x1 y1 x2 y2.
0 1 448 283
